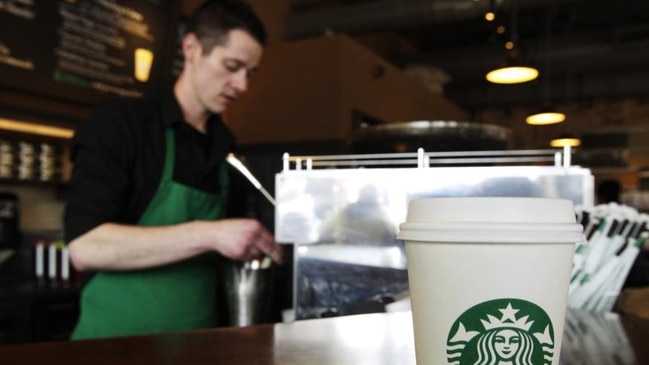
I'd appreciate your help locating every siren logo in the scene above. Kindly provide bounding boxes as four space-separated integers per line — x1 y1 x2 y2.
446 298 555 365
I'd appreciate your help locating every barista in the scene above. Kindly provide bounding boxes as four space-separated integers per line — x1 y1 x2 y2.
64 0 282 340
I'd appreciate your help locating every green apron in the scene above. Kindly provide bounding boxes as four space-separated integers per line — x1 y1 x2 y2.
72 128 229 340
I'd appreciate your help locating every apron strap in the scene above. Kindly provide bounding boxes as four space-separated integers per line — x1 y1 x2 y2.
163 128 175 181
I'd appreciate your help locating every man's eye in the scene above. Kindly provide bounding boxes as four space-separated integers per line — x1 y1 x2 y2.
224 61 242 72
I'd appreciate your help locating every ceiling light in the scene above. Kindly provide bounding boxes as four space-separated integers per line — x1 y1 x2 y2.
0 118 74 139
526 110 566 125
486 65 539 84
487 2 538 85
526 12 566 126
550 135 581 148
485 0 496 22
486 39 538 84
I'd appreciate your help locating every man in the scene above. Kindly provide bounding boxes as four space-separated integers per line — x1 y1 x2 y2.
64 0 282 340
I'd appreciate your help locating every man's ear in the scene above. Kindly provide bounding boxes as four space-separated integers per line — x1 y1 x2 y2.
182 32 202 64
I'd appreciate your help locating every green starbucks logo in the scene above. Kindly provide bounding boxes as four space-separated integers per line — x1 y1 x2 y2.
447 299 554 365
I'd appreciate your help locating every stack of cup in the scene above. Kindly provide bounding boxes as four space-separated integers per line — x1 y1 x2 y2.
17 141 35 180
0 140 13 179
38 143 57 181
398 197 584 365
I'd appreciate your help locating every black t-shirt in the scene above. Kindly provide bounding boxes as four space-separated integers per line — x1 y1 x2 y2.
64 93 240 243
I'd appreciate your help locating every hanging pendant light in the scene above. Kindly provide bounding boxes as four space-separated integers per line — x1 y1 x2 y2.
526 107 566 125
485 0 496 22
550 133 581 148
486 47 539 84
526 8 565 125
486 0 538 84
486 60 539 84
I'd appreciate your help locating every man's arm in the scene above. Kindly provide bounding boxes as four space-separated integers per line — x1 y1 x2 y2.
68 218 283 272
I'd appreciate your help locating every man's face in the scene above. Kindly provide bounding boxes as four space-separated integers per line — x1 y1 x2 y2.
188 29 263 113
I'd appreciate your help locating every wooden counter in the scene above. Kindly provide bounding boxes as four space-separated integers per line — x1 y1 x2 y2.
0 310 647 365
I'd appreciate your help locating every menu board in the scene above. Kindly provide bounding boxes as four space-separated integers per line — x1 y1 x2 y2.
0 0 177 106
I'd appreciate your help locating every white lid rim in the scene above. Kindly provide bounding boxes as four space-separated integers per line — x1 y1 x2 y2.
399 222 583 232
397 230 585 243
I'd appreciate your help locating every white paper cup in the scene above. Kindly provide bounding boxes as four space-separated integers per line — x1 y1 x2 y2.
398 197 584 365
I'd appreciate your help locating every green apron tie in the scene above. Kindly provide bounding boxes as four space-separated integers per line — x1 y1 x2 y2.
72 128 229 340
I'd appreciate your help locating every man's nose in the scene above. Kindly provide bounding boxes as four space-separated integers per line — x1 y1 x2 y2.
231 70 248 92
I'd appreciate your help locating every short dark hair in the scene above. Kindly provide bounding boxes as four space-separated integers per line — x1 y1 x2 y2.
186 0 267 54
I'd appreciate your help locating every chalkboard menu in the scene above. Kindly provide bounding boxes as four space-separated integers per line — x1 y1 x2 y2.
0 0 178 106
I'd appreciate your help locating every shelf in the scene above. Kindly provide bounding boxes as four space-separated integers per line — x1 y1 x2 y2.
0 178 67 188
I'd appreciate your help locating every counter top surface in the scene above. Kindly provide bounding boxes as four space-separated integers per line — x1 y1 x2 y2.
0 309 647 365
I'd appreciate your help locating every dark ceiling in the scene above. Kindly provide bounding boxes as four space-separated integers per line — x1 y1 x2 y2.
286 0 649 113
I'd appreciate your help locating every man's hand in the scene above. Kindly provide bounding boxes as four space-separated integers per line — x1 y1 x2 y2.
197 218 283 264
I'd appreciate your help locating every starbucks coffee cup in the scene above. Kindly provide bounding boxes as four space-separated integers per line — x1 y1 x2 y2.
397 197 584 365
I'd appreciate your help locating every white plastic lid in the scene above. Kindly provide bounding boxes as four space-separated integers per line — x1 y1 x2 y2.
397 197 584 243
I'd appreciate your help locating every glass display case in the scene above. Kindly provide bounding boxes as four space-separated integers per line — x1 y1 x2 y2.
274 148 594 319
